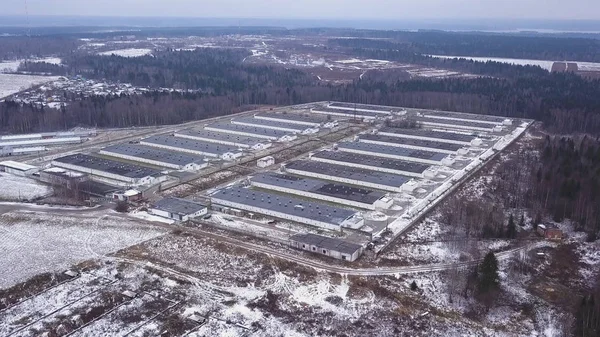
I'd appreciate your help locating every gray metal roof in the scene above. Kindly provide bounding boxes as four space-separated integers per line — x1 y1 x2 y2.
141 135 241 156
152 197 207 216
211 187 358 227
312 151 430 174
232 117 309 131
250 172 385 205
284 160 409 189
378 127 476 142
54 154 161 179
360 134 463 151
314 107 383 118
102 144 205 166
290 232 362 255
409 116 498 129
255 112 327 124
175 129 268 147
338 142 448 161
422 110 507 123
206 122 292 138
329 102 404 114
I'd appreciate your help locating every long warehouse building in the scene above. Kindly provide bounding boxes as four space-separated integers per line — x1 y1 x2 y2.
359 134 465 154
0 137 82 148
311 107 383 120
410 116 503 132
141 135 243 161
249 172 393 210
174 129 272 151
254 112 326 126
283 160 410 193
377 128 482 146
205 122 297 142
231 117 318 134
310 150 431 178
99 144 208 171
328 102 405 114
422 110 512 126
52 154 163 186
337 141 454 166
211 187 364 231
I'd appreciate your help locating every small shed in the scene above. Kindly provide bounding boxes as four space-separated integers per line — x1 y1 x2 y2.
150 197 208 222
537 224 564 241
0 160 39 176
113 189 142 202
289 233 364 262
257 156 275 168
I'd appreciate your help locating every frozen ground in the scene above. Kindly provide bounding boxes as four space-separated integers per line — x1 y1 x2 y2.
0 57 62 73
98 48 153 57
0 73 60 99
0 173 52 201
0 210 166 288
430 55 600 72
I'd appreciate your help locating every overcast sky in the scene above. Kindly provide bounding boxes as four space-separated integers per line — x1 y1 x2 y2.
3 0 599 20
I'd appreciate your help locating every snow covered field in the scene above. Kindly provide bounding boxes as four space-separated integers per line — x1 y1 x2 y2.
0 57 62 73
430 55 600 72
0 173 52 201
0 73 60 99
98 48 153 57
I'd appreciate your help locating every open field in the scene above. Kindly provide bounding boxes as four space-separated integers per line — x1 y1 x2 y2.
0 73 59 99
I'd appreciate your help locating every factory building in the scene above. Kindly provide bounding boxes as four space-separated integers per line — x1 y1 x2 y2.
283 160 409 193
0 160 39 176
311 107 383 120
150 197 208 222
422 110 512 126
327 102 406 115
358 134 464 154
39 167 88 188
211 187 364 231
231 117 319 134
205 122 298 142
174 129 272 151
249 172 393 210
289 233 364 262
141 135 243 161
254 112 326 127
310 151 430 178
337 142 454 166
410 116 503 133
52 154 164 187
99 144 208 171
0 137 83 148
377 128 482 146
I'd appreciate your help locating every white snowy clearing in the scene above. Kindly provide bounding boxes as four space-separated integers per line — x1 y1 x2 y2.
0 57 62 73
0 173 52 201
98 48 153 57
429 55 600 72
0 73 60 99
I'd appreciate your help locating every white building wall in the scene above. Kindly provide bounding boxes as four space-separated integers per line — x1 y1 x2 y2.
203 126 278 140
231 120 303 133
254 115 321 126
326 104 392 115
338 147 444 165
278 135 298 142
376 132 472 146
284 167 403 193
311 109 377 120
358 138 457 154
140 140 219 157
422 114 503 125
4 167 27 176
309 156 424 178
151 208 171 219
221 152 243 161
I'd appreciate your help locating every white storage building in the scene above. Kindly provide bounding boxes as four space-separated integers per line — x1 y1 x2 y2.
289 233 364 262
231 116 319 134
205 122 298 142
254 112 325 127
0 160 39 176
99 144 208 171
337 142 454 166
174 129 272 151
150 197 208 222
377 127 483 146
141 135 243 161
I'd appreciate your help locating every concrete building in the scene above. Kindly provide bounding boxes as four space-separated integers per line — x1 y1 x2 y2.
232 116 319 134
205 122 298 142
358 134 464 154
0 160 39 176
174 129 272 151
211 187 364 231
52 154 164 187
377 127 482 146
409 116 502 133
39 167 88 188
150 197 208 222
310 151 430 178
99 144 208 171
249 172 393 210
289 233 364 262
254 112 326 126
328 102 406 115
141 135 243 161
257 156 275 168
337 142 454 166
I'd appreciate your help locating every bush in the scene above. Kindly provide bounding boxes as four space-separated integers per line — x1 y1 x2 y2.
115 201 129 213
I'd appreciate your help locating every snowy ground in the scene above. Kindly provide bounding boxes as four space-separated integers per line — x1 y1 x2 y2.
0 173 52 201
0 73 60 99
0 57 62 73
430 55 600 72
98 48 153 57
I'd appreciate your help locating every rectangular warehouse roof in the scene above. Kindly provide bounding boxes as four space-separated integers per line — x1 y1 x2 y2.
53 154 161 178
141 135 241 156
328 102 405 114
206 122 292 139
360 134 463 152
378 127 476 143
410 116 498 129
0 160 38 171
101 144 206 167
313 107 383 118
255 112 327 125
175 129 268 147
250 172 385 205
285 160 410 189
422 110 508 124
312 151 430 174
152 197 207 216
290 233 362 255
232 117 309 132
338 142 448 161
212 187 358 227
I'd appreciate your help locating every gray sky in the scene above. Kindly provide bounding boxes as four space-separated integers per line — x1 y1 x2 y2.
4 0 600 20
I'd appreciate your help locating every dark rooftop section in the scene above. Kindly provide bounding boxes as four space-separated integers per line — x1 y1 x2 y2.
360 134 463 152
329 102 404 114
80 180 120 197
285 160 410 189
410 116 498 129
422 110 508 124
141 135 241 156
175 129 268 147
211 187 358 227
378 127 477 143
312 151 430 174
250 172 385 205
152 197 207 216
54 154 161 179
255 112 328 124
338 142 448 161
290 233 362 255
206 122 292 138
232 117 309 131
102 144 205 166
